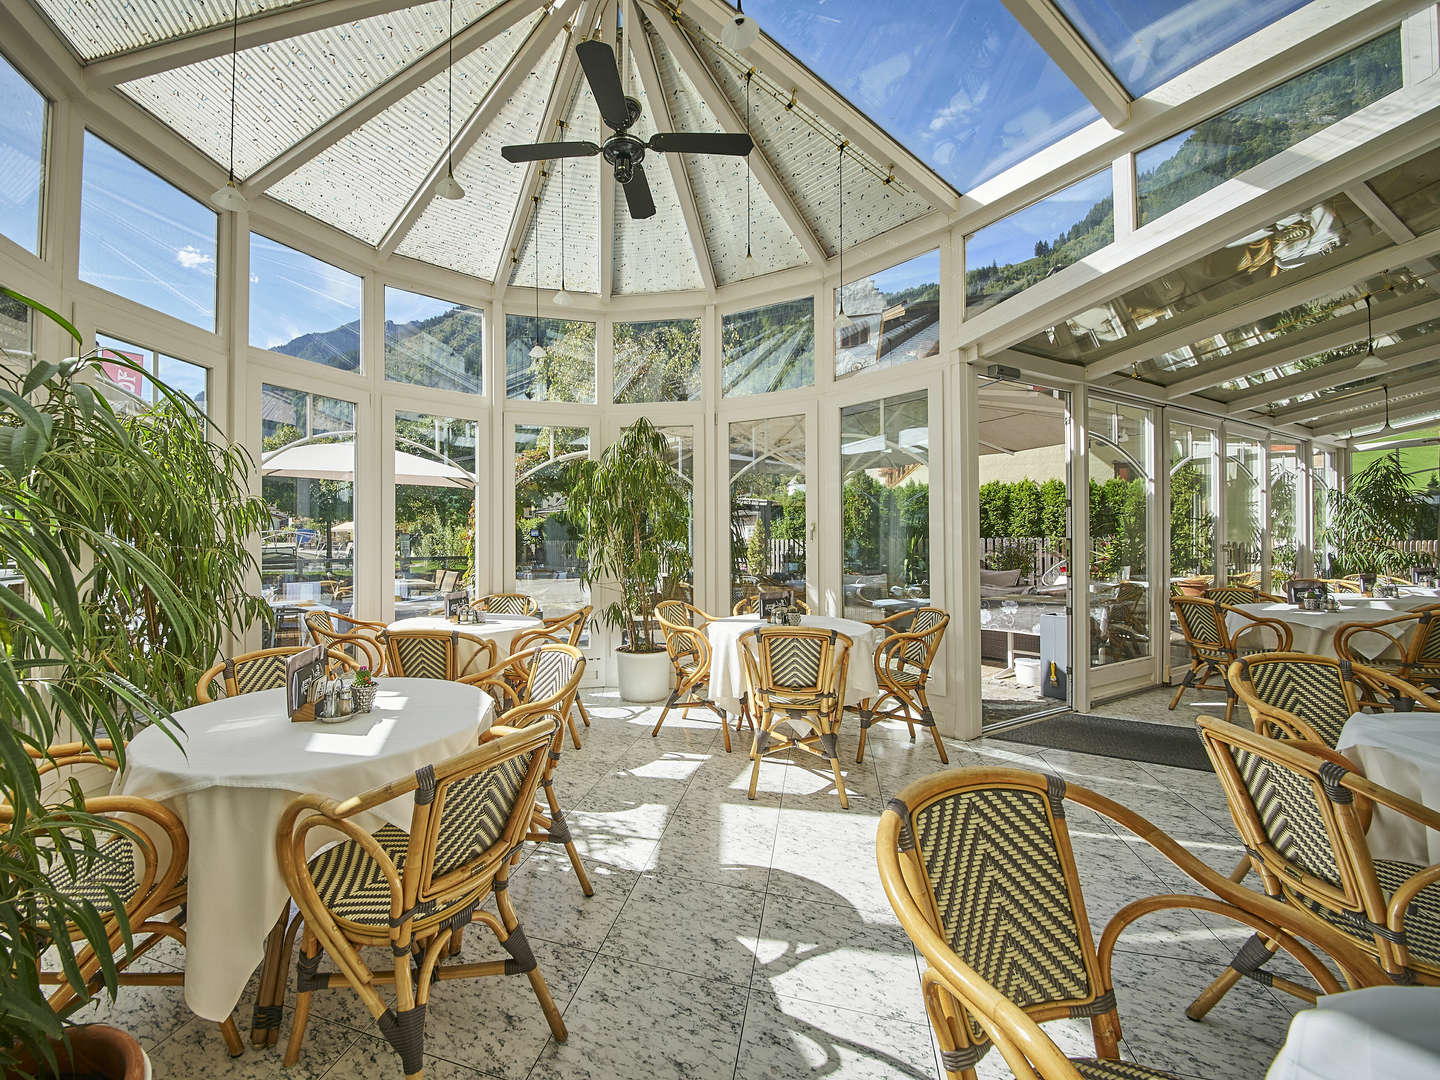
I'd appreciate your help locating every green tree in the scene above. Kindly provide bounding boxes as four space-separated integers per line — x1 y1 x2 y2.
978 481 1010 537
1008 478 1043 537
1040 478 1067 540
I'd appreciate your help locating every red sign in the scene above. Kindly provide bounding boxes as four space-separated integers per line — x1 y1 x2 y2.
100 349 146 398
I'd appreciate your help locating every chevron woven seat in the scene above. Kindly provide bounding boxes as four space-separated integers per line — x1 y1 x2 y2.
878 768 1387 1080
1167 596 1290 721
654 600 737 751
1335 603 1440 690
857 606 950 765
195 645 361 703
471 592 540 617
276 724 565 1079
1187 716 1440 1025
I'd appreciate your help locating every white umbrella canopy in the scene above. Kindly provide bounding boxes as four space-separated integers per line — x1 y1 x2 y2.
261 440 473 488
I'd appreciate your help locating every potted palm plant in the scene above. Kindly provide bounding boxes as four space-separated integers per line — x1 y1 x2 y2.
569 417 691 701
1 287 268 1077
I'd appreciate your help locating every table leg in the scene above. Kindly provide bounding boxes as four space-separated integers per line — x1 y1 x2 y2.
250 905 289 1046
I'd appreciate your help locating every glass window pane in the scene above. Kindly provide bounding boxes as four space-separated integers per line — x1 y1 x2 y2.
505 316 595 403
744 0 1097 191
1270 440 1303 591
394 411 478 617
729 414 806 610
259 385 356 621
249 233 361 371
384 287 483 394
80 132 217 329
1168 423 1216 581
1312 447 1335 575
1053 0 1307 97
837 250 940 379
95 332 207 415
840 391 929 621
156 353 209 414
1 290 31 363
613 318 701 403
656 426 696 603
1087 398 1151 668
514 424 590 614
1225 433 1264 581
0 52 46 255
722 298 814 397
1136 32 1401 226
965 170 1113 320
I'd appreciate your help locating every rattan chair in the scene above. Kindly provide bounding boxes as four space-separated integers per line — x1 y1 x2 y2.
878 767 1386 1080
857 607 950 765
653 600 736 750
275 724 566 1077
304 610 387 675
1335 603 1440 690
462 644 594 897
508 606 592 748
385 628 495 682
1204 584 1284 605
196 646 360 703
1228 651 1440 747
10 742 245 1055
1412 566 1437 583
1189 716 1440 1018
1168 596 1291 721
732 594 809 616
738 625 852 807
472 592 540 617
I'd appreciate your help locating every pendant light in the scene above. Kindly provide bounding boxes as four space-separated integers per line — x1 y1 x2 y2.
1355 291 1385 371
1379 382 1393 435
834 140 853 331
437 0 465 200
743 70 753 263
720 0 760 51
529 194 546 360
553 135 573 306
210 0 247 212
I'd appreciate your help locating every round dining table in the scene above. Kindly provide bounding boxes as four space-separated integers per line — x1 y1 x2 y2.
1226 595 1440 658
113 679 493 1022
1336 711 1440 864
386 613 542 677
704 614 882 715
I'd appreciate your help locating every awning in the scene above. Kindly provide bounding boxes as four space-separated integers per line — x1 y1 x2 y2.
262 440 473 488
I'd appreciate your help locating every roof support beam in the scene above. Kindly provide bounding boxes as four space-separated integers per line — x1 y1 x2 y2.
85 0 445 86
999 0 1130 127
645 10 827 267
1163 296 1440 401
628 3 715 293
379 10 568 256
243 0 552 195
1309 378 1440 437
669 0 958 210
1265 340 1440 423
494 0 608 291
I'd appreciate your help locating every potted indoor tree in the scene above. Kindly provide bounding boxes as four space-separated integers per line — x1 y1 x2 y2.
1 287 268 1077
569 417 691 701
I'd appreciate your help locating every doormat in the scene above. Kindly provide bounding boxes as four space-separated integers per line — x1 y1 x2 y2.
991 712 1212 772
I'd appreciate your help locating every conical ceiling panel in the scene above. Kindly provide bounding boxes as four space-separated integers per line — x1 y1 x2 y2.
35 0 307 61
395 33 566 278
119 0 507 180
677 14 933 256
646 20 806 286
610 35 703 295
509 76 602 294
268 14 539 247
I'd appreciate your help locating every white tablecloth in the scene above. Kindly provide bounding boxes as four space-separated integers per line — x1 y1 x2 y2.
1227 598 1437 658
114 680 491 1020
1337 711 1440 864
387 614 541 676
704 614 881 714
1267 986 1440 1080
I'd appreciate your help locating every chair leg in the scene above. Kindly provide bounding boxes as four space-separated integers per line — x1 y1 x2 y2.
541 781 593 897
218 1017 244 1057
918 690 948 765
829 752 849 810
494 883 567 1041
651 689 678 737
565 709 583 750
575 696 591 727
927 722 949 765
1169 662 1199 709
747 726 765 801
855 715 871 764
283 931 319 1067
1186 933 1280 1020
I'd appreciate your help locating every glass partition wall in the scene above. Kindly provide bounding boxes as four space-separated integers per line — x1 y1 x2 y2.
728 414 809 613
1088 398 1154 678
1225 432 1266 585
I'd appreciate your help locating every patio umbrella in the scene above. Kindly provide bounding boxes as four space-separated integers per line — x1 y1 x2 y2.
261 440 474 487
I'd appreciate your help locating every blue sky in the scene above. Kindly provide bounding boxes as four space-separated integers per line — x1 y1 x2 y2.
0 52 45 256
386 286 461 326
249 233 361 352
966 169 1113 272
863 249 939 298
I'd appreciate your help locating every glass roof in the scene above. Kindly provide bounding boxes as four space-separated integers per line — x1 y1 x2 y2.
744 0 1098 193
1052 0 1308 97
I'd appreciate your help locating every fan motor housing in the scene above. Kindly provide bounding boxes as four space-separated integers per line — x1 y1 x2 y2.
603 133 646 184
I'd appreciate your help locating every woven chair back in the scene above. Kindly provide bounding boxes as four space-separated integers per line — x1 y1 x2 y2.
1230 653 1360 747
746 625 841 695
884 771 1106 1061
1205 584 1259 607
477 592 538 617
1171 596 1230 658
197 646 358 702
1412 607 1440 664
656 599 695 627
386 630 459 680
899 607 948 667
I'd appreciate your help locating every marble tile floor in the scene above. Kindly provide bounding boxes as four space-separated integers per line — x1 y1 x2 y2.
74 690 1304 1080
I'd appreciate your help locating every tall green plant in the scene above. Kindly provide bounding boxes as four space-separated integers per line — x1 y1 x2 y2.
0 287 269 1072
570 417 691 653
1321 449 1426 575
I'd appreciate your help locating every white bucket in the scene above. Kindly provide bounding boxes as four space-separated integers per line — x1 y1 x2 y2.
1013 657 1042 688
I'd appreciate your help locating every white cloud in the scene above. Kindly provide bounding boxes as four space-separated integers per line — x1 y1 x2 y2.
176 245 215 272
250 274 260 284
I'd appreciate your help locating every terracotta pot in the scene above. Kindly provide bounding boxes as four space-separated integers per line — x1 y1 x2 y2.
6 1025 149 1080
1175 578 1209 597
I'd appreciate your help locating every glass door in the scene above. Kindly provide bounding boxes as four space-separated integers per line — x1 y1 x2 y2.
726 413 811 615
1224 429 1265 585
1167 418 1219 680
976 377 1073 729
509 420 593 619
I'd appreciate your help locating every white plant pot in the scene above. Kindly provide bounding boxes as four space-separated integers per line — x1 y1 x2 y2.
616 648 672 703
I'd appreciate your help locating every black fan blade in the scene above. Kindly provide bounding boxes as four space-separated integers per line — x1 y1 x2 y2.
622 166 655 219
501 141 601 163
649 132 753 156
576 40 631 131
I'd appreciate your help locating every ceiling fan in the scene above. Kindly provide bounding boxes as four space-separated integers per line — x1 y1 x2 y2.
501 40 753 219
